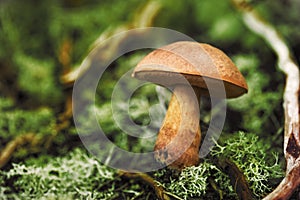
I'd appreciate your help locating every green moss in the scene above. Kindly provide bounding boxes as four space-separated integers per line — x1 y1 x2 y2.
211 132 284 198
159 162 230 200
0 97 14 110
154 132 283 199
229 54 283 135
1 149 116 199
14 54 63 106
0 0 293 199
0 101 56 140
167 162 213 199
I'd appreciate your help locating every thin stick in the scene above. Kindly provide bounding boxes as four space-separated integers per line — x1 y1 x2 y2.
0 133 35 168
60 1 162 86
119 171 170 200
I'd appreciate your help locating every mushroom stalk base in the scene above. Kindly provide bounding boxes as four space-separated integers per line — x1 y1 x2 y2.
154 85 201 170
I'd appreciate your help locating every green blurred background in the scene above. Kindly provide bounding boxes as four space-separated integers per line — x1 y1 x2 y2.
0 0 299 199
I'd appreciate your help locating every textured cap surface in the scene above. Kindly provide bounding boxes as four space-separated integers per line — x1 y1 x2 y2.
132 41 248 98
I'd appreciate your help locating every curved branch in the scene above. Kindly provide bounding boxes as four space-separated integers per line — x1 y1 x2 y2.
232 1 300 199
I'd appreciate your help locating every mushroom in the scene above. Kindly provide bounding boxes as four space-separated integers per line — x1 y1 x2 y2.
132 41 248 170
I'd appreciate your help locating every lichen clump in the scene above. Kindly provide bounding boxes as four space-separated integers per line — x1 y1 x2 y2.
211 132 283 197
159 132 283 199
1 149 115 199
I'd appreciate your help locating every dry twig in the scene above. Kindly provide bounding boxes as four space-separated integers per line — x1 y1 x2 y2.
0 133 36 168
119 171 170 200
216 157 255 200
60 0 161 86
232 1 300 199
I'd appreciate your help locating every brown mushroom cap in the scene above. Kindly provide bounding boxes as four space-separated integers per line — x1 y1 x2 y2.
132 41 248 98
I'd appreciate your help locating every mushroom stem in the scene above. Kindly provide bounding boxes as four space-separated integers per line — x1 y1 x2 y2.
154 85 201 169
